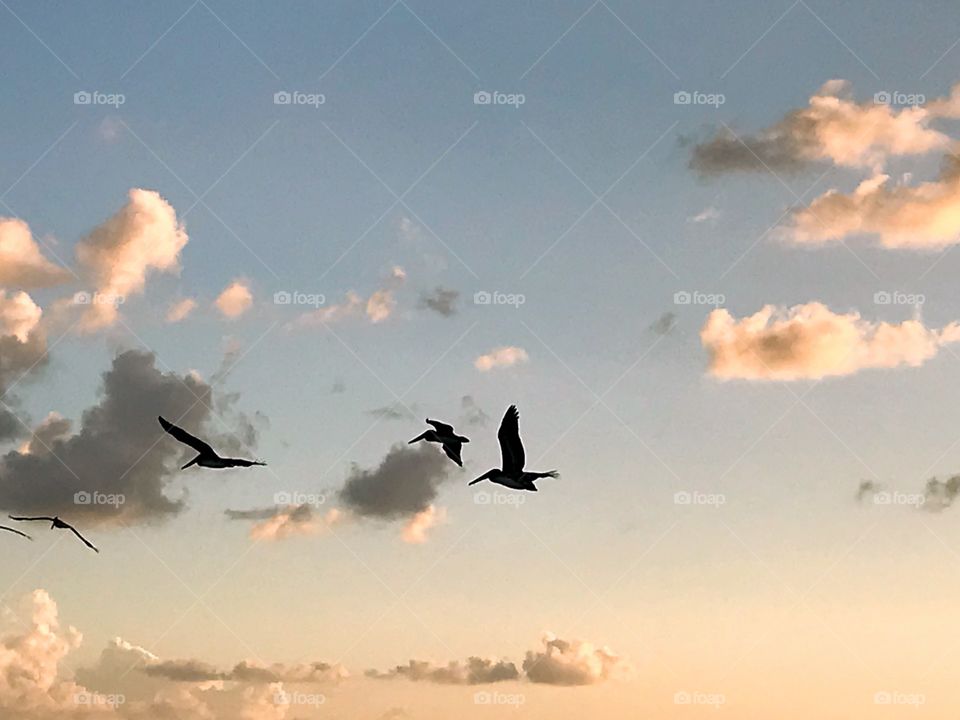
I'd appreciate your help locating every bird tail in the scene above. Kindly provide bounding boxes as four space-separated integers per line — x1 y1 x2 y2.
408 432 429 444
533 471 559 480
181 456 200 470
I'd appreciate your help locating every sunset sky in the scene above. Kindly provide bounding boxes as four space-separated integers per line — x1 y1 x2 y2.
4 1 960 718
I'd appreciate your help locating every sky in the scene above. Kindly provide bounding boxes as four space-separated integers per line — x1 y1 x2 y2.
5 1 960 718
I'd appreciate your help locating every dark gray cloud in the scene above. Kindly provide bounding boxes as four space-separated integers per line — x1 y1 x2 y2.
418 287 459 317
338 444 452 521
855 479 881 502
367 403 418 422
688 123 813 175
0 330 49 442
367 658 519 685
649 312 676 336
0 349 257 525
459 395 489 428
923 475 960 511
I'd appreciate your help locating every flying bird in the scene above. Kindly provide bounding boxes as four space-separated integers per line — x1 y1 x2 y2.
8 515 97 552
0 525 31 541
469 405 558 491
158 416 266 469
409 418 470 467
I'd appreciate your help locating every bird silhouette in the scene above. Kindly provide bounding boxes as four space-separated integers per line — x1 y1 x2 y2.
469 405 558 491
8 515 97 552
409 419 469 467
0 525 31 541
158 416 266 470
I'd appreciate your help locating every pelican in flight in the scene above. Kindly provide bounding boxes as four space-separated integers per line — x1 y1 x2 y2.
469 405 558 491
158 416 266 470
8 515 97 552
409 419 469 467
0 525 31 541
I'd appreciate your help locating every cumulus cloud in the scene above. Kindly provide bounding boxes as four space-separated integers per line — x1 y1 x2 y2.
367 656 518 684
0 299 49 443
0 349 256 525
215 280 253 320
224 505 341 541
20 412 72 456
700 302 960 380
418 287 459 317
0 218 69 288
522 634 629 686
400 505 445 544
690 80 948 174
291 267 405 328
143 658 347 685
74 188 188 331
0 290 42 343
474 346 529 372
166 298 197 323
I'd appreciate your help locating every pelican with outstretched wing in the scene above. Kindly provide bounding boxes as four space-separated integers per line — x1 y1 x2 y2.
158 416 266 470
409 418 470 467
469 405 558 491
8 515 97 552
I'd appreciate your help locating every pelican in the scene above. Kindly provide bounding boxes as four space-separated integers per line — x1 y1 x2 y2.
469 405 558 491
0 525 31 541
8 515 97 552
158 416 266 470
409 418 469 467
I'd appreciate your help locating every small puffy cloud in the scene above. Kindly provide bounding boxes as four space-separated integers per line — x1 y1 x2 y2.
649 311 677 336
460 395 489 427
367 403 418 422
215 280 253 320
367 656 519 684
291 268 405 328
474 346 529 372
691 80 948 174
0 218 70 288
922 475 960 511
701 302 960 380
0 290 42 343
522 634 629 686
401 505 445 544
74 188 189 331
855 479 882 502
366 267 406 323
166 298 197 323
418 287 459 317
687 206 720 224
224 505 341 541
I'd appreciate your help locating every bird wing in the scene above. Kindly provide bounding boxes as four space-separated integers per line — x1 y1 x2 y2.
64 523 98 553
158 416 215 455
8 515 54 522
426 419 455 435
442 441 463 467
497 405 525 472
0 525 31 540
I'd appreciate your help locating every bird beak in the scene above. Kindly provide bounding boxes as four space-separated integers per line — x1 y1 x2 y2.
468 477 484 485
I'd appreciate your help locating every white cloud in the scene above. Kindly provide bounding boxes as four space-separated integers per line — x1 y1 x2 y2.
0 218 70 288
215 280 253 320
400 505 445 544
0 290 42 343
166 298 197 323
474 346 529 372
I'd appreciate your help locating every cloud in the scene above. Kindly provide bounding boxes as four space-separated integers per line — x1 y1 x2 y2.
330 379 346 394
0 300 49 443
474 346 529 372
784 154 960 248
74 188 188 331
0 349 255 526
166 298 197 323
0 290 42 343
366 267 406 323
224 505 341 541
856 479 882 502
338 444 453 524
400 505 445 544
649 311 677 336
459 395 489 427
522 634 629 686
367 656 518 684
0 218 70 288
143 658 347 685
690 80 948 174
20 412 73 456
687 206 720 224
700 302 960 380
418 287 459 317
922 475 960 511
291 268 405 328
215 280 253 320
367 403 418 422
